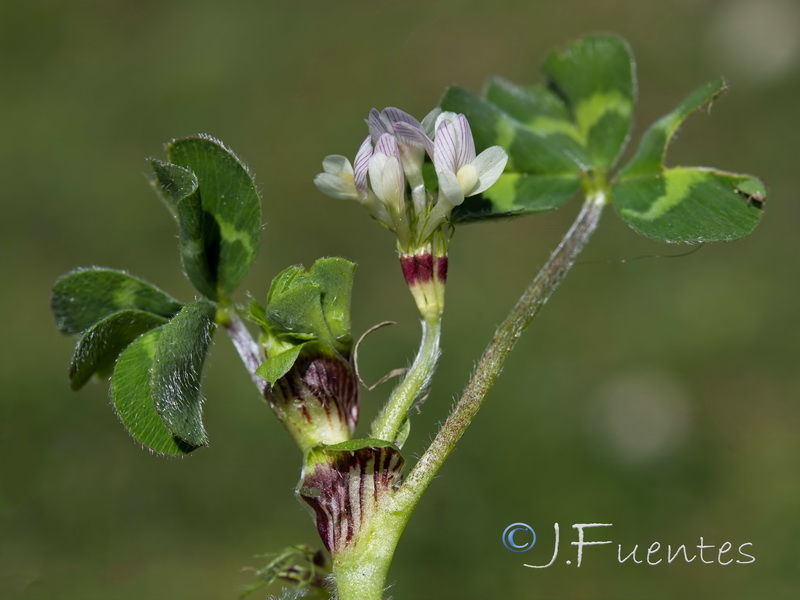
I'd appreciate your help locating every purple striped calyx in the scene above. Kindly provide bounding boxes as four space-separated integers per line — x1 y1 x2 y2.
297 439 404 554
248 258 360 452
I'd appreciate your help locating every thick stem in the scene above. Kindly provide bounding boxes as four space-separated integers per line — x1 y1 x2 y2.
370 317 442 442
394 188 607 516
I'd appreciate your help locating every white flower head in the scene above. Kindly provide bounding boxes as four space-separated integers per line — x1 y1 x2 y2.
432 112 507 207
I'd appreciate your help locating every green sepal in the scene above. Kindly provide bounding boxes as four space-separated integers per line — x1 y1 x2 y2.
151 299 216 447
149 159 219 299
52 267 182 335
612 167 765 243
543 34 636 168
162 135 262 298
618 77 727 179
110 329 199 456
262 258 356 354
69 309 168 390
266 282 336 347
318 438 400 454
255 340 312 384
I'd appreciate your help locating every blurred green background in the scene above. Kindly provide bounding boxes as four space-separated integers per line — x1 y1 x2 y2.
1 0 798 598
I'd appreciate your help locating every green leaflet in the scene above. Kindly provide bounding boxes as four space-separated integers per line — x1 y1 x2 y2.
613 168 765 243
159 135 262 299
441 86 588 176
452 173 581 222
543 34 635 168
151 299 216 447
618 78 727 179
440 35 634 221
612 78 765 242
266 282 336 347
52 268 182 335
69 310 168 390
111 329 199 456
150 160 218 299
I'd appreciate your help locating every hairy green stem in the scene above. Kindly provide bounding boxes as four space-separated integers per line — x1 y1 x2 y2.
334 188 608 600
370 317 442 442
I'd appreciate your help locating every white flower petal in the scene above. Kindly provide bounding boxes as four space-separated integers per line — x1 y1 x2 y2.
369 153 404 207
421 107 442 138
314 172 358 200
470 146 508 196
322 155 354 176
436 168 465 206
433 121 458 174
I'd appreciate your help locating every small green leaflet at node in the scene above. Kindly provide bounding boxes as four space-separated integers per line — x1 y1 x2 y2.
251 258 356 384
150 135 262 300
612 78 765 242
441 34 634 221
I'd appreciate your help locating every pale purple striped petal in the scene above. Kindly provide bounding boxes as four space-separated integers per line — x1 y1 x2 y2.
382 107 422 129
368 108 391 143
470 146 508 196
394 122 434 158
375 132 400 159
455 114 476 169
433 121 457 174
353 136 372 197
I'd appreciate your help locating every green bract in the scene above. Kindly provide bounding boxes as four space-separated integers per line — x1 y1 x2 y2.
442 34 765 242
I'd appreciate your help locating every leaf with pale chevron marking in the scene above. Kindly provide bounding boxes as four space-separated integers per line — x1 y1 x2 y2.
52 267 182 335
440 34 634 221
612 78 765 242
162 135 262 298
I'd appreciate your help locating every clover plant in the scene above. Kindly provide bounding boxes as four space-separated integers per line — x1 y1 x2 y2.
50 35 764 599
